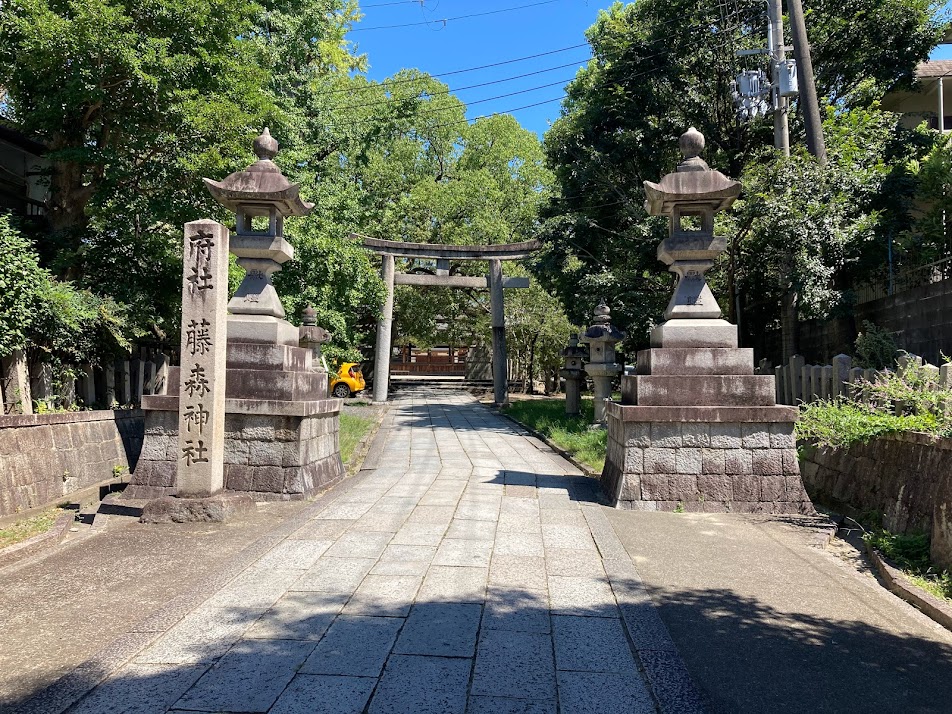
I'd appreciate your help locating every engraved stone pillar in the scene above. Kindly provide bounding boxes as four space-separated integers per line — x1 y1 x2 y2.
299 305 332 368
1 350 32 415
176 220 230 497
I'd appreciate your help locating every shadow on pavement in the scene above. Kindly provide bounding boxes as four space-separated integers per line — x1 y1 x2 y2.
9 585 654 714
649 584 952 714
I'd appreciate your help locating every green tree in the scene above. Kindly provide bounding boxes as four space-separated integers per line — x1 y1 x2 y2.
538 0 943 354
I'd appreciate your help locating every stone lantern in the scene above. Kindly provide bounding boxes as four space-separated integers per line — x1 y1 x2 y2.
203 127 314 346
127 129 346 505
582 301 624 424
598 128 814 516
561 334 586 416
299 305 332 366
643 126 741 348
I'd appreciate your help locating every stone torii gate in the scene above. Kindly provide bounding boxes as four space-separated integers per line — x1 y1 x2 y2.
356 235 540 406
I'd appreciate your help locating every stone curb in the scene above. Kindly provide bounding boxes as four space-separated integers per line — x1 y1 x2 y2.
492 405 601 478
581 505 709 713
865 541 952 633
0 510 75 572
12 463 374 714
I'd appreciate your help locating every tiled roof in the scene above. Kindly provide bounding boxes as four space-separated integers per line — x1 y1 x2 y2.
916 60 952 78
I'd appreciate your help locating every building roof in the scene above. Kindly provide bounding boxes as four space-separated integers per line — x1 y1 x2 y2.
915 60 952 79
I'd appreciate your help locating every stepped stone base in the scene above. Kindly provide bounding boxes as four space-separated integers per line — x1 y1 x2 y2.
600 339 815 515
126 342 343 501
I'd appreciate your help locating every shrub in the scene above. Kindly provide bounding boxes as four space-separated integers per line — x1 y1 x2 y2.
853 320 898 369
0 214 46 358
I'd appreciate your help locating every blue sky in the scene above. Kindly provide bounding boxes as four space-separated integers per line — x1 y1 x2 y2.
347 0 602 136
347 0 952 138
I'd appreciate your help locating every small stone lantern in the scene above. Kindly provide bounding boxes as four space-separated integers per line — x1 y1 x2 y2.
204 128 314 346
643 127 742 348
582 301 624 424
299 305 332 368
561 335 586 416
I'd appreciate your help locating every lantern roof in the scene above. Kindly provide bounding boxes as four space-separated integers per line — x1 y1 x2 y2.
643 127 741 217
203 128 314 217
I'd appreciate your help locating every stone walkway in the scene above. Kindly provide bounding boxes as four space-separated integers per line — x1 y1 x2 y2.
55 388 688 714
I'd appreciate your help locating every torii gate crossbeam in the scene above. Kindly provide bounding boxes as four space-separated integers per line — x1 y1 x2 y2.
354 234 540 406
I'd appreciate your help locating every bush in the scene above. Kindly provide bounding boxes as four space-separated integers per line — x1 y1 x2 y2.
853 320 898 369
797 361 952 447
0 214 46 358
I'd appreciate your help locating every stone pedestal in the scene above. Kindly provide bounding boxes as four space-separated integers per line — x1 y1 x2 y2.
127 342 343 501
600 341 814 514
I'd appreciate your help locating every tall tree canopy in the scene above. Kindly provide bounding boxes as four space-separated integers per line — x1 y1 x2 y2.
537 0 944 357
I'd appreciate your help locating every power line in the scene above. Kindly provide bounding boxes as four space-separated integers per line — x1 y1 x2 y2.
361 0 427 7
316 43 591 97
332 61 587 113
350 0 563 31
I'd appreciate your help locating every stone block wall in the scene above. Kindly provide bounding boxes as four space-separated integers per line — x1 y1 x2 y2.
800 433 952 569
0 410 144 517
604 419 812 514
129 409 342 501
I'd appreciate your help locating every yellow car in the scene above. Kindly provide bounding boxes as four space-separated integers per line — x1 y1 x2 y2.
329 362 366 398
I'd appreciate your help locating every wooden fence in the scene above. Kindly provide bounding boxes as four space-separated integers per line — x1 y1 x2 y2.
756 354 952 405
0 350 171 415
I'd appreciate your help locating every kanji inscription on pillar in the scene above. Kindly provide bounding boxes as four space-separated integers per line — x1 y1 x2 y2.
177 220 229 497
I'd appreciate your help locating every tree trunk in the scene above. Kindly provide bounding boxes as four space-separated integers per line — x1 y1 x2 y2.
781 289 799 361
528 334 538 395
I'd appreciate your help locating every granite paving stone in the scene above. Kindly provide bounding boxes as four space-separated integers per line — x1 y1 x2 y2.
483 588 551 634
291 557 375 593
323 530 393 559
67 663 208 714
173 639 314 713
556 670 656 714
368 654 471 714
471 629 557 700
300 615 403 677
432 538 494 567
489 555 549 591
269 674 376 714
243 591 348 641
135 606 265 665
547 575 617 617
466 696 557 714
343 574 422 617
551 615 638 674
417 565 489 603
393 602 483 657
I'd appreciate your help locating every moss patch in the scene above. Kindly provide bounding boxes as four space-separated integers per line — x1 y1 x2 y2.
0 507 65 551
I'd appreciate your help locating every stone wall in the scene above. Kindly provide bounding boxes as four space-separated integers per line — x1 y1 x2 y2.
604 417 812 514
129 408 342 501
0 410 144 517
800 433 952 569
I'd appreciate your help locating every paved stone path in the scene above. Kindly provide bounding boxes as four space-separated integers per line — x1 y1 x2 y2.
59 388 682 714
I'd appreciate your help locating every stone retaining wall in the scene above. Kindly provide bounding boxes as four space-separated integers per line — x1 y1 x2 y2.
0 410 144 517
800 433 952 569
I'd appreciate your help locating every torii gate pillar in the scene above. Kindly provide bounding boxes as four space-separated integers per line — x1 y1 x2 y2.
489 259 508 406
373 253 396 404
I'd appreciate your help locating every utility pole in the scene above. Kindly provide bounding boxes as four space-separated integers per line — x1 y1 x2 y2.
787 0 827 164
767 0 790 156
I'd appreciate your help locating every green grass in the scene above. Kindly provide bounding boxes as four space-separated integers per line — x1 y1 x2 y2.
0 507 64 551
340 412 376 464
503 398 606 472
864 528 952 602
